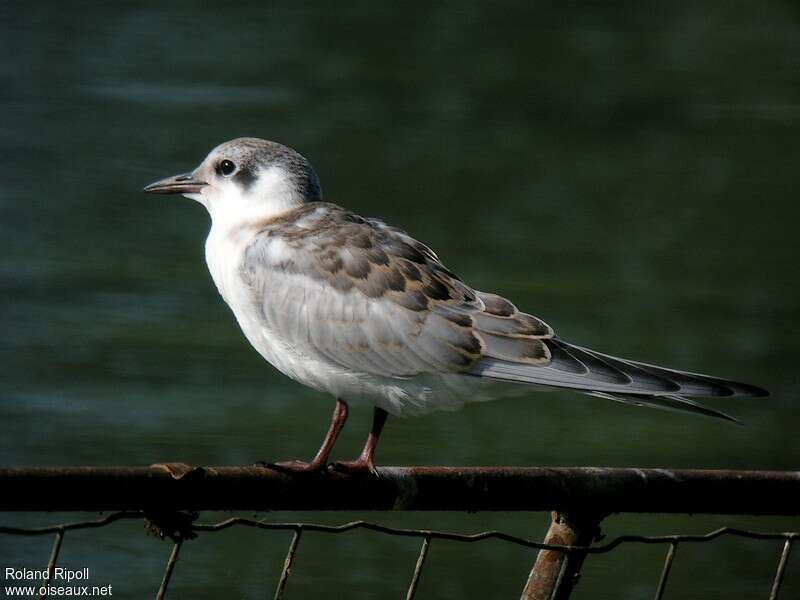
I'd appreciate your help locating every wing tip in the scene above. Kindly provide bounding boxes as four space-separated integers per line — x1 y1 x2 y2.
563 340 771 399
748 384 770 398
719 381 770 399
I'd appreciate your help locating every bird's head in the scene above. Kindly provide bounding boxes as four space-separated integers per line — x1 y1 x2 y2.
143 137 322 224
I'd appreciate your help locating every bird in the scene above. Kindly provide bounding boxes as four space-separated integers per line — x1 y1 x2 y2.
143 137 768 474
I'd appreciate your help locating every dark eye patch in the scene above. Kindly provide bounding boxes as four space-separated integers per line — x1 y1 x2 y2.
234 166 257 190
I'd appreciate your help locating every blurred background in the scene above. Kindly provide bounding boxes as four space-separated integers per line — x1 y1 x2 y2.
1 1 798 598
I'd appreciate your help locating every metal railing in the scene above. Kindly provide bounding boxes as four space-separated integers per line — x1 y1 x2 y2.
1 465 798 599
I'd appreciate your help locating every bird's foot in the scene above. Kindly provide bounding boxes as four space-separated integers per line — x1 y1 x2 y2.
256 459 327 474
329 458 379 477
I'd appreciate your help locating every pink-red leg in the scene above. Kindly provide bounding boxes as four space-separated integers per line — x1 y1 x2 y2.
264 399 349 474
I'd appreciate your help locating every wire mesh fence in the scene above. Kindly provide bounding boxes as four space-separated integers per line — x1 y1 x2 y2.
1 512 796 600
1 465 798 599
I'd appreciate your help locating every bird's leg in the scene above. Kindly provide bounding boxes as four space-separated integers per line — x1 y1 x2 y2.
331 407 388 476
264 399 349 474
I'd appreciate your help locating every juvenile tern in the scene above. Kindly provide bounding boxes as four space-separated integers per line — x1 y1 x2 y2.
144 137 768 473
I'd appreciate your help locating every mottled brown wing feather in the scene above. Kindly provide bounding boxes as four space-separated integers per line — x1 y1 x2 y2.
243 202 554 377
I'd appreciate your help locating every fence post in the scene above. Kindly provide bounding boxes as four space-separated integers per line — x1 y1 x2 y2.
520 511 601 600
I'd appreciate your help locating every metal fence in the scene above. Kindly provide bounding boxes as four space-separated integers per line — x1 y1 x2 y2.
1 465 798 599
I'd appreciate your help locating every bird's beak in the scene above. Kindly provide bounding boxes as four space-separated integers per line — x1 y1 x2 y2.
142 172 208 195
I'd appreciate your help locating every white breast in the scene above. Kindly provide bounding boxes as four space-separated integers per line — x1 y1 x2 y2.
203 222 333 393
204 224 273 358
204 224 247 307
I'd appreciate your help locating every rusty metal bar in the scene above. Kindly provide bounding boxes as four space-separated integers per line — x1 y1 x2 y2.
274 528 302 600
768 539 793 600
405 535 431 600
156 541 182 600
0 466 798 514
653 541 678 600
520 511 600 600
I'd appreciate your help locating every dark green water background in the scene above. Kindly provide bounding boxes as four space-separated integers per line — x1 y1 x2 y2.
2 2 799 598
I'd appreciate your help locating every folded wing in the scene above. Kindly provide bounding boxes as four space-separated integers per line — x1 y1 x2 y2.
244 202 767 422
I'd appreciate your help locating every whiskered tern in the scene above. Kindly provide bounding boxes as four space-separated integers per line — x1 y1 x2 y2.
144 137 768 474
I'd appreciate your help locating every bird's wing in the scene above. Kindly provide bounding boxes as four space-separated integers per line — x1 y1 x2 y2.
472 337 769 423
241 203 553 378
470 337 767 399
244 203 767 421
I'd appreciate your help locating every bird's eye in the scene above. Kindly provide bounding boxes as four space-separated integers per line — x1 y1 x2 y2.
218 159 236 177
